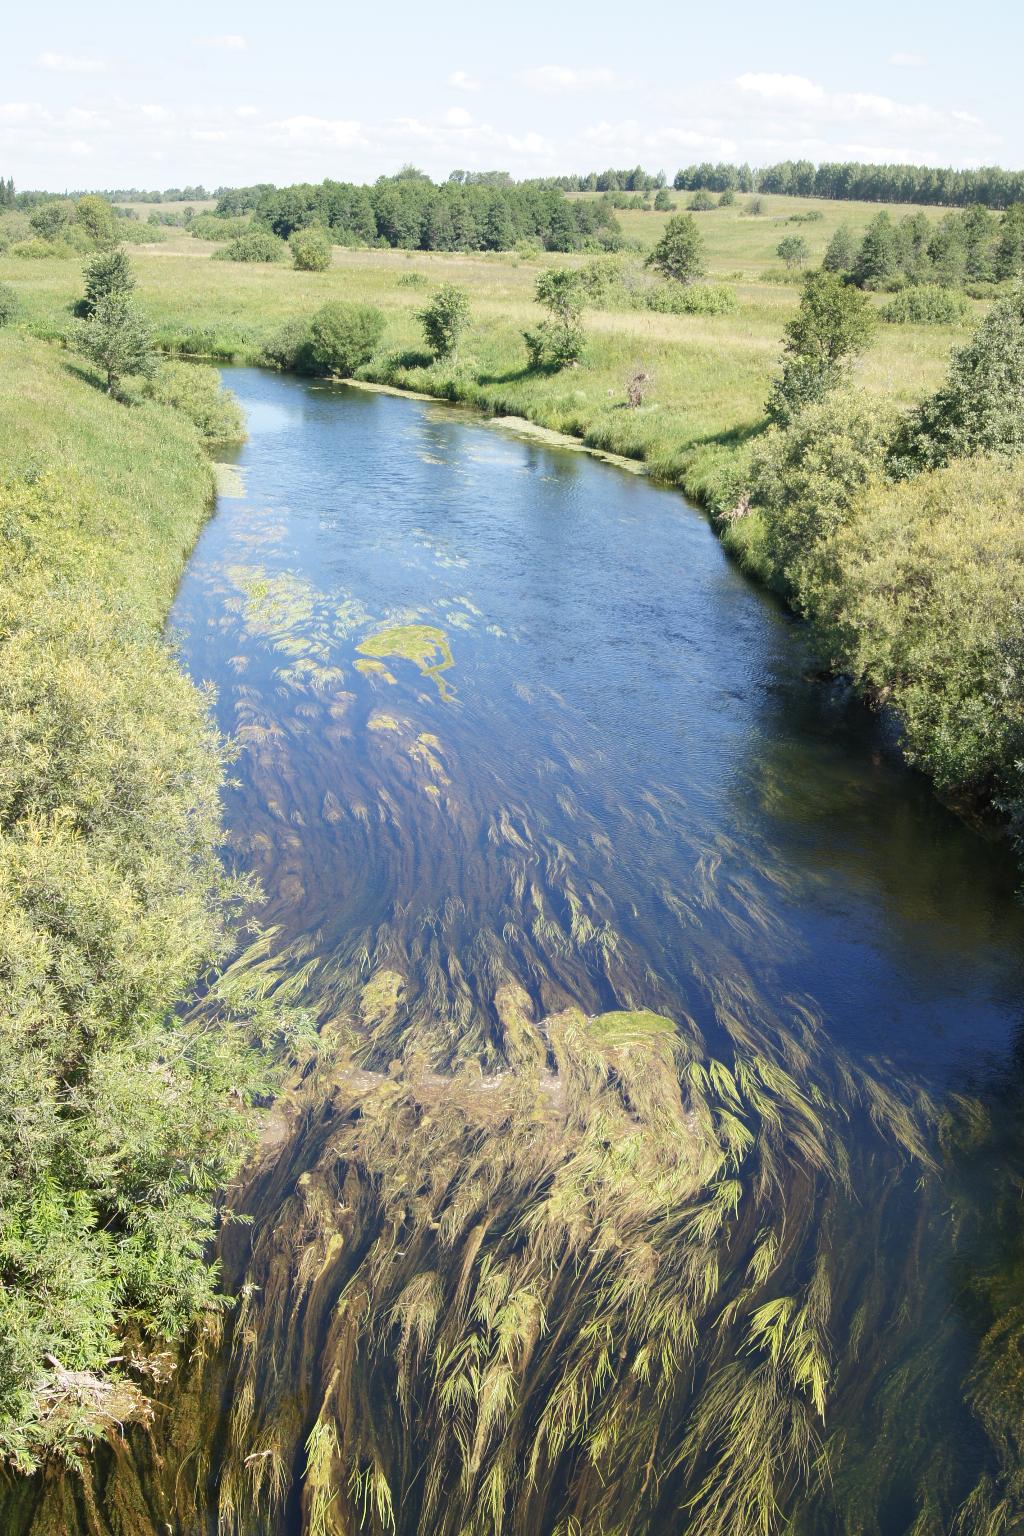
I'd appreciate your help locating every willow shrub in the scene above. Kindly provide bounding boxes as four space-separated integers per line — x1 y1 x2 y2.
0 337 274 1472
801 454 1024 803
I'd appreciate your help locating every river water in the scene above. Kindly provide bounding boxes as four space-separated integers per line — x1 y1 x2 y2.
165 367 1024 1534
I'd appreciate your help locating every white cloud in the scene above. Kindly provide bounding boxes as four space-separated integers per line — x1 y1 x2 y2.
521 65 619 94
197 34 247 50
448 70 480 93
235 105 259 118
37 51 107 74
265 114 366 148
442 106 473 128
889 51 928 67
734 72 825 105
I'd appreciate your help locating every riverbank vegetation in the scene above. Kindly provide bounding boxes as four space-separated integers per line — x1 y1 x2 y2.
0 330 273 1473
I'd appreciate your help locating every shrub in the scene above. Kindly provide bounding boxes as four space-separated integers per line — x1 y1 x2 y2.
397 271 429 288
190 213 250 241
644 282 737 315
76 294 156 395
74 194 118 248
260 315 316 372
290 226 333 272
748 394 897 593
307 301 385 376
0 282 19 327
891 288 1024 471
524 318 585 370
10 239 73 260
767 271 877 424
214 229 287 264
625 362 654 407
881 285 971 325
654 189 675 211
144 361 247 444
800 455 1024 802
746 197 765 215
688 190 717 212
418 283 471 360
718 189 735 207
822 226 856 273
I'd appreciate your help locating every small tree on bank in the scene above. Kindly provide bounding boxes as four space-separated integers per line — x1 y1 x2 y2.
418 283 471 361
766 271 876 424
77 245 136 318
77 293 155 395
524 268 587 370
646 213 706 285
308 301 385 376
822 225 856 273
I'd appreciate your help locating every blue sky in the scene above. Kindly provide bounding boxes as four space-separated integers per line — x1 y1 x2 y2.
3 0 1021 190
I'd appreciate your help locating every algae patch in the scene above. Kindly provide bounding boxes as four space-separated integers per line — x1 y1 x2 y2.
357 623 456 701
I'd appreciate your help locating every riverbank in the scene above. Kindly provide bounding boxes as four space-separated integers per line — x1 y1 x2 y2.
0 332 271 1471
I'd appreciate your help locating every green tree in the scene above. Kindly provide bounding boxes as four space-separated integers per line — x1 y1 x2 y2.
290 226 332 272
524 268 587 370
653 188 673 212
646 213 706 285
777 235 809 270
307 301 385 376
418 283 471 361
822 225 855 272
74 194 118 247
78 245 136 318
767 271 876 423
688 189 716 211
28 200 74 243
891 288 1024 471
996 205 1024 281
76 293 155 394
851 211 904 288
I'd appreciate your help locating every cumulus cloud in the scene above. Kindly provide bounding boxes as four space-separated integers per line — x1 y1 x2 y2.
521 65 619 94
448 70 480 93
442 106 473 128
197 34 247 50
37 52 107 74
265 114 367 148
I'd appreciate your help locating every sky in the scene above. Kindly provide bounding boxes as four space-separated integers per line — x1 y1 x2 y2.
2 0 1022 191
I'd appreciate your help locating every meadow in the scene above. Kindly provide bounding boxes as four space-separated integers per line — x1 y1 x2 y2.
1 191 967 506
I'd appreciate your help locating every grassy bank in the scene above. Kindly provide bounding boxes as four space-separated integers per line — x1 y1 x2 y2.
0 333 271 1471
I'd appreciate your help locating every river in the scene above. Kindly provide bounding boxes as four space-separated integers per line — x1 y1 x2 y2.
153 367 1024 1533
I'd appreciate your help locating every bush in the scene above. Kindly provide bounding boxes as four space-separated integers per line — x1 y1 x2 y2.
777 235 810 270
10 239 73 260
747 394 897 593
718 189 735 208
307 301 385 376
688 190 717 211
0 283 19 327
418 283 471 360
77 245 136 319
800 455 1024 802
891 288 1024 471
190 213 250 241
524 318 585 370
213 229 287 264
767 271 877 425
397 271 429 288
646 213 706 284
881 285 971 325
290 226 332 272
143 361 247 444
643 282 737 315
260 315 316 373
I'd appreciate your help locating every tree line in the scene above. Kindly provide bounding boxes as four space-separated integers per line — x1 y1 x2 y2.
671 159 1024 209
223 174 623 253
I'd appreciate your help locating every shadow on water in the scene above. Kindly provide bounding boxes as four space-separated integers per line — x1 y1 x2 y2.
14 367 1024 1535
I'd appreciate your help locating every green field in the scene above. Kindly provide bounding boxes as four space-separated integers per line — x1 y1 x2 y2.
0 191 967 506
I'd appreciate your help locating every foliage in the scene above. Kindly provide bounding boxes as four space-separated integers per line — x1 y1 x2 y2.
214 229 287 264
688 189 717 211
822 225 856 272
259 315 316 373
0 282 18 326
800 455 1024 802
881 284 971 324
653 188 674 211
77 245 136 319
747 393 897 592
417 282 471 360
642 281 737 314
646 213 706 284
307 300 385 376
75 293 156 395
891 288 1024 471
673 156 1024 209
525 268 587 369
290 226 332 272
776 235 809 269
141 361 247 444
0 333 272 1473
767 271 876 424
73 196 118 249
